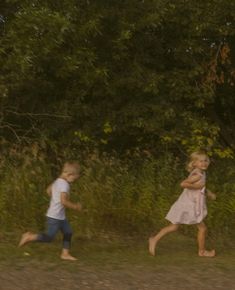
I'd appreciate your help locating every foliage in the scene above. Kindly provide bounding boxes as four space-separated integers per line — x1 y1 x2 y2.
0 1 235 242
0 142 51 230
0 1 234 155
0 143 234 240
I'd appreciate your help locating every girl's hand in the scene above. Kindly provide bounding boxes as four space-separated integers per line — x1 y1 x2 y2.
194 181 205 190
180 173 205 190
207 190 216 200
181 180 205 190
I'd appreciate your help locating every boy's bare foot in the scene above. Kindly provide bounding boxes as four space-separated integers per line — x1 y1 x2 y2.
198 249 216 257
18 232 33 247
149 237 157 256
60 248 77 261
60 254 77 261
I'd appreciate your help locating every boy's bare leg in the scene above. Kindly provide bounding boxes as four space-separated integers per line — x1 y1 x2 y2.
18 232 38 247
197 222 215 257
149 223 179 256
60 249 77 261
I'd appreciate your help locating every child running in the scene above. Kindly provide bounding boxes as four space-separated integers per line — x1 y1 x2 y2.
149 151 216 257
19 161 82 261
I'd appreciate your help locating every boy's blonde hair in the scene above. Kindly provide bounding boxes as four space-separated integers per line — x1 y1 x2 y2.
61 161 80 176
186 151 209 172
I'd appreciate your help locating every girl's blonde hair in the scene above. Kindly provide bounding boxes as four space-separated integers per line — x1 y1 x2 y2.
61 161 80 177
186 151 209 172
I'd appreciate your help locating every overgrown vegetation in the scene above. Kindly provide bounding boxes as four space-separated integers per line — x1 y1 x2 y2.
0 143 234 241
0 1 235 241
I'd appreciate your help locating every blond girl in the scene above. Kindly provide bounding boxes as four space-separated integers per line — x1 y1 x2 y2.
149 151 216 257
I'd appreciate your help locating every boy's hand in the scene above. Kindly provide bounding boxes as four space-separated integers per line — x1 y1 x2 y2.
46 184 52 196
75 202 82 211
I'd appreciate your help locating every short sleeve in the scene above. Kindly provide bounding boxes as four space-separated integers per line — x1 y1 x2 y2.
56 178 70 193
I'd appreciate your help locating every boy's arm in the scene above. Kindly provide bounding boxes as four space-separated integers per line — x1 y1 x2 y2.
46 184 52 197
60 192 82 211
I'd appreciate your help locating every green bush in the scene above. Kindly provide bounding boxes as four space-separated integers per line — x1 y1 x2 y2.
0 143 234 241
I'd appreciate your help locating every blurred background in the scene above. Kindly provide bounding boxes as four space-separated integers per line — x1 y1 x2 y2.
0 0 235 241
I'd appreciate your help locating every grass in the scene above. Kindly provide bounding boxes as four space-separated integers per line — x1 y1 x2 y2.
1 231 234 270
1 232 234 289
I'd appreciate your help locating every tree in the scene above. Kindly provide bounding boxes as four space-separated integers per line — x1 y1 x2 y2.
0 0 235 156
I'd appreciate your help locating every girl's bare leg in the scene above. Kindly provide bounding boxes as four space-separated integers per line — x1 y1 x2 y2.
149 223 179 256
197 222 215 257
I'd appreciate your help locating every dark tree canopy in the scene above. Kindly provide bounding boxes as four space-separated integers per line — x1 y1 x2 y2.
0 0 235 156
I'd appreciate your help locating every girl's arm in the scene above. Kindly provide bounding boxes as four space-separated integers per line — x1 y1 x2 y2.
60 192 82 211
195 193 201 216
180 174 204 190
181 173 205 216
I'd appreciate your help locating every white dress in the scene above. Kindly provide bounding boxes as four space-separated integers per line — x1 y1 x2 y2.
165 169 207 224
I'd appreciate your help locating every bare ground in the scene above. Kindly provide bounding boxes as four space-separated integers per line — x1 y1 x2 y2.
0 261 234 290
0 235 234 290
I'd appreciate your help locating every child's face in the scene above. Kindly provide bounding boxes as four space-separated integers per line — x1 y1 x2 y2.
66 171 80 183
193 155 210 171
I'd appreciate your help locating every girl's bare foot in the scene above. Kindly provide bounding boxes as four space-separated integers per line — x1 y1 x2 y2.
149 237 157 256
18 232 34 247
60 254 77 261
198 249 216 257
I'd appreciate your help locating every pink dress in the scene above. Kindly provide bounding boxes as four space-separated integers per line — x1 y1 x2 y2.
165 169 207 224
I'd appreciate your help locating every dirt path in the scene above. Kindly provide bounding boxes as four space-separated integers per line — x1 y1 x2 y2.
0 260 234 290
0 235 234 290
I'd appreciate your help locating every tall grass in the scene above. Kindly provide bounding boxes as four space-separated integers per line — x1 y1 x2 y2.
0 142 234 240
0 143 51 231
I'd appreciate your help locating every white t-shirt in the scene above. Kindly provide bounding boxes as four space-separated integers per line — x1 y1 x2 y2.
46 178 70 220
